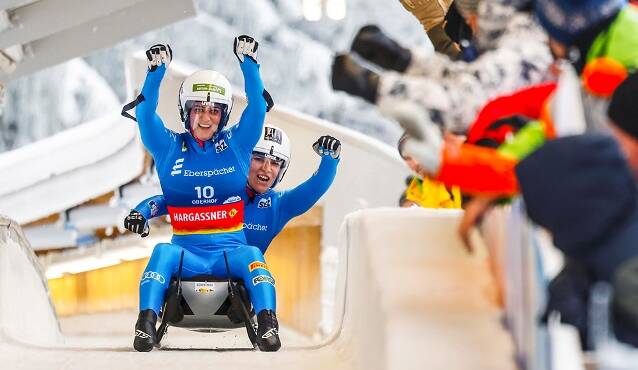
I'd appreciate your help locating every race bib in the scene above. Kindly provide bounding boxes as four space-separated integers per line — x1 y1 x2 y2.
168 201 244 234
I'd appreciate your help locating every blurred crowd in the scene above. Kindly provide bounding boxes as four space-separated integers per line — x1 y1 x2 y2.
332 0 638 355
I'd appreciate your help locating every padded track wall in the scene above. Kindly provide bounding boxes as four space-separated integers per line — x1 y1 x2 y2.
0 216 61 345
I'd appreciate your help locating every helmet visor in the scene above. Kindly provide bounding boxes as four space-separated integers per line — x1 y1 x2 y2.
186 101 227 116
252 151 285 169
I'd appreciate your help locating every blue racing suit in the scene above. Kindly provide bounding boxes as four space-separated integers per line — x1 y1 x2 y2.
135 155 339 254
135 58 272 316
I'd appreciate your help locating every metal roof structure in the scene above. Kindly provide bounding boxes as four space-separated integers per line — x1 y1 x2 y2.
0 0 196 82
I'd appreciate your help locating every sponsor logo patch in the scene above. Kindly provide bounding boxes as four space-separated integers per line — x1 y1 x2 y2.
257 197 271 208
183 166 235 177
141 271 165 285
192 83 225 95
252 275 275 287
223 196 242 204
172 210 229 222
168 202 244 232
215 139 228 153
149 200 159 217
244 223 268 231
171 158 184 176
249 261 268 272
192 198 218 205
135 329 151 339
195 282 215 295
261 328 278 339
264 127 282 144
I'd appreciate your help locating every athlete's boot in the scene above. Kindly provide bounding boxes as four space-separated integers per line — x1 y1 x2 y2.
133 309 157 352
351 25 412 72
331 53 380 104
256 309 281 352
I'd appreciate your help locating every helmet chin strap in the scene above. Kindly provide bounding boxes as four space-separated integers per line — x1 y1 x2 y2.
188 120 222 148
245 178 274 202
188 126 206 148
245 183 258 202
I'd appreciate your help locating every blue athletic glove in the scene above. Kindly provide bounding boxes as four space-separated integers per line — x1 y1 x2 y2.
145 44 172 72
313 135 341 159
124 210 150 238
234 35 258 63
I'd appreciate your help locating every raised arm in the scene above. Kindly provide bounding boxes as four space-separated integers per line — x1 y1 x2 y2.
228 36 269 155
135 44 176 157
279 136 341 220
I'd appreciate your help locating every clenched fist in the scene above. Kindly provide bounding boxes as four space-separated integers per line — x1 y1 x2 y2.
234 35 259 63
146 44 172 72
313 135 341 159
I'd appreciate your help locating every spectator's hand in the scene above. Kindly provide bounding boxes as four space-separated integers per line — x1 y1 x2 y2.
234 35 258 63
313 135 341 159
458 196 495 253
398 0 453 32
145 44 172 72
124 210 150 238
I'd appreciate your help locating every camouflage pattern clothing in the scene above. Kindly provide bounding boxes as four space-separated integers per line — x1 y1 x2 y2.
377 0 553 134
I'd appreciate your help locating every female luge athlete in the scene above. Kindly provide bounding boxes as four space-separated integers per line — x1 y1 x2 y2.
131 36 279 352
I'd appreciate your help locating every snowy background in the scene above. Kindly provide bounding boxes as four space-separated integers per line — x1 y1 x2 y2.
0 0 433 153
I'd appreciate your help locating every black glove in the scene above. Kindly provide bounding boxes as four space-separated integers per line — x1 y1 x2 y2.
146 44 172 72
124 210 150 238
233 35 258 63
313 135 341 159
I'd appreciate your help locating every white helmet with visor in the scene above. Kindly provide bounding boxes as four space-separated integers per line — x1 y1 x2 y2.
253 124 291 188
178 70 233 133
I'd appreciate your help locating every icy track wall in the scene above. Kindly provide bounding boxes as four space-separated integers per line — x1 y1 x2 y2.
0 216 61 346
324 208 515 370
0 114 146 224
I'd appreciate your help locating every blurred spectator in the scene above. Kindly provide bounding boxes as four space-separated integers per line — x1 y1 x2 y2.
516 133 638 349
395 0 476 60
399 176 416 207
464 0 638 146
398 133 463 209
332 0 552 134
400 0 638 194
457 0 638 196
399 189 418 207
535 0 638 131
458 72 638 249
351 0 638 194
608 72 638 179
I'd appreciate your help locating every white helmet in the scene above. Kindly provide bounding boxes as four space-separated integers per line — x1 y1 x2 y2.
178 70 233 132
253 124 291 188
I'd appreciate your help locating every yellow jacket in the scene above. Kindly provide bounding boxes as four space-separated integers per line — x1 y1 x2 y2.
405 176 462 209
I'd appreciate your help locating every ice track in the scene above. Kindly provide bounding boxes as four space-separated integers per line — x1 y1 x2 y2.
0 210 516 370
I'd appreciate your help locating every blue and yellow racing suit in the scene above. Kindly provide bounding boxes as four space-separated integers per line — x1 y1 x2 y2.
135 58 272 315
135 154 339 254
